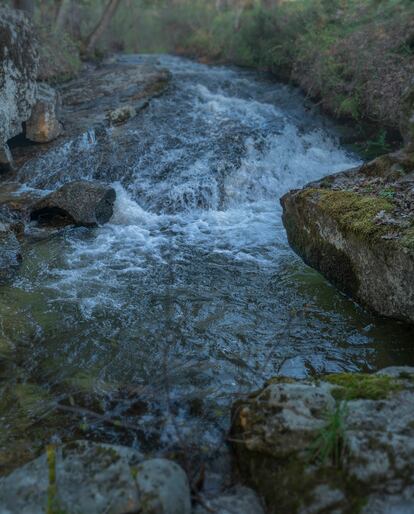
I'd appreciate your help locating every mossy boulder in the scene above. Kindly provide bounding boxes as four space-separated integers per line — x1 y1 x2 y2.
281 152 414 323
231 367 414 514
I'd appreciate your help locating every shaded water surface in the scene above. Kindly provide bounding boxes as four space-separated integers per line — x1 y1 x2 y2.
1 56 413 474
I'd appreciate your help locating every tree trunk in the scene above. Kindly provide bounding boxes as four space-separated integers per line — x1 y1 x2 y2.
12 0 35 15
67 0 82 40
85 0 122 55
55 0 71 31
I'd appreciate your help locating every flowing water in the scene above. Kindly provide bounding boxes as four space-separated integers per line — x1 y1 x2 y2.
1 55 414 476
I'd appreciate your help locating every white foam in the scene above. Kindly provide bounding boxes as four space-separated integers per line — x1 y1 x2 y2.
18 58 360 304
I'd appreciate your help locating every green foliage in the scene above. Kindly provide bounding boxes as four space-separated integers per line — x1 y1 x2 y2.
325 373 402 401
36 25 81 83
354 130 392 160
378 187 396 200
308 401 348 467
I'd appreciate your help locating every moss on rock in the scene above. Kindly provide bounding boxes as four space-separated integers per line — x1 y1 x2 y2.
324 373 402 401
301 189 394 242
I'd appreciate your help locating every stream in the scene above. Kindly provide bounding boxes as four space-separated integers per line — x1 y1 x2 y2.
1 55 414 480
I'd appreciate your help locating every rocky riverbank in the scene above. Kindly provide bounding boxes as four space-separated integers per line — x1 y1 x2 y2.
2 367 414 513
281 87 414 324
0 7 171 286
155 0 414 149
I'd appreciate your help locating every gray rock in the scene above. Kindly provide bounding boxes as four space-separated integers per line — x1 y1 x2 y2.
281 153 414 324
0 227 21 285
363 489 414 514
135 458 192 514
0 8 38 167
231 368 414 514
0 441 143 514
0 442 192 514
194 486 265 514
30 180 116 227
26 83 63 143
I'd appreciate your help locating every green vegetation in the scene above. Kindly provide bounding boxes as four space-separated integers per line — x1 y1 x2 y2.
37 27 81 83
325 373 402 401
354 130 392 161
4 0 412 134
106 0 413 131
309 401 348 467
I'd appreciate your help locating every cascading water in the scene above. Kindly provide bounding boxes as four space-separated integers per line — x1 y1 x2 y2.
1 55 414 475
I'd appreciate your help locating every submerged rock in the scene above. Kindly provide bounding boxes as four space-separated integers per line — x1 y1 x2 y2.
30 180 116 227
0 441 192 514
58 61 171 137
25 83 63 143
231 367 414 514
281 151 414 323
107 104 137 126
0 8 38 168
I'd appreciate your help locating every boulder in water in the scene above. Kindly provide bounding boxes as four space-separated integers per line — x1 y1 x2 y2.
107 104 137 126
281 152 414 324
25 83 63 143
30 180 116 227
231 367 414 514
0 8 38 169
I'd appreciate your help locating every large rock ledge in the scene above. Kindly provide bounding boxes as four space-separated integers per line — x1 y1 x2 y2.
9 58 172 170
0 8 38 169
281 151 414 323
231 367 414 514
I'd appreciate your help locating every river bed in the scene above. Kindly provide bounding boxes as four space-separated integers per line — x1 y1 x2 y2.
1 55 413 479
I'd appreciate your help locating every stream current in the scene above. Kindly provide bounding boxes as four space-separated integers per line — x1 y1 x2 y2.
1 55 414 475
